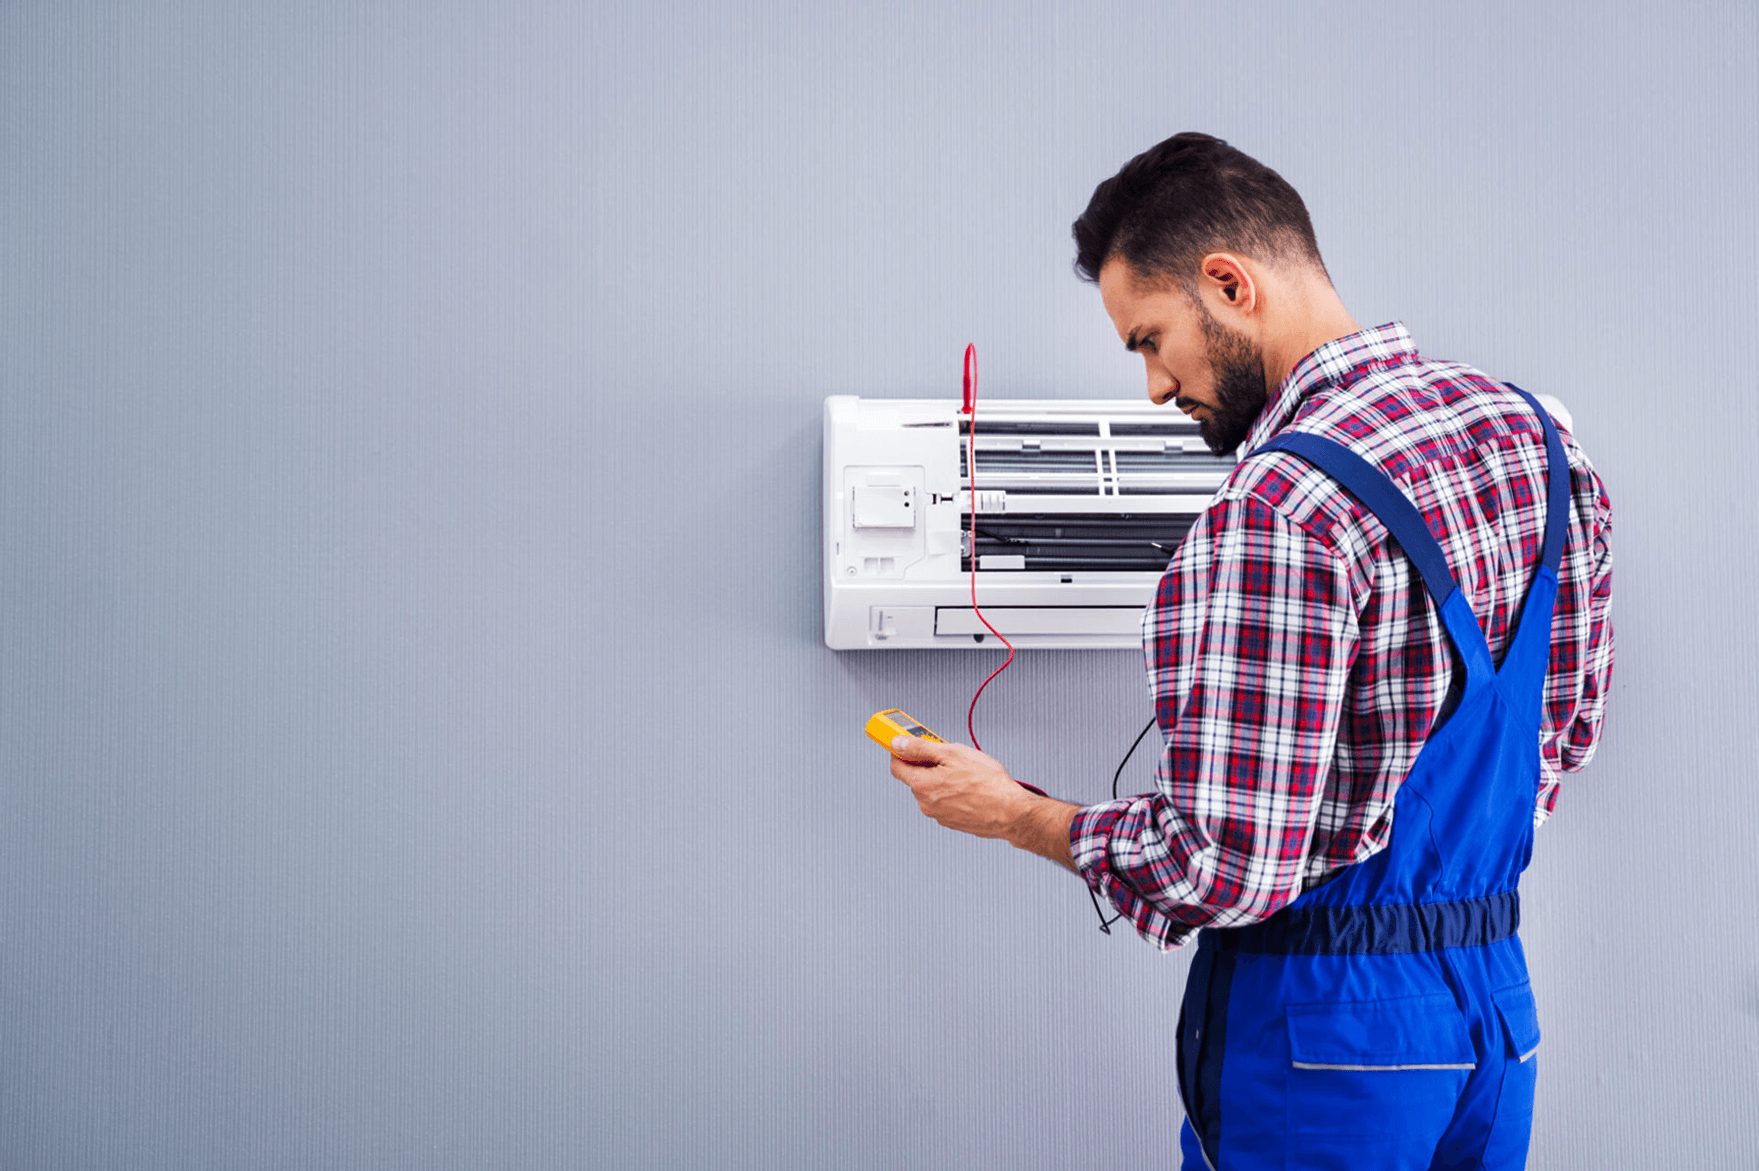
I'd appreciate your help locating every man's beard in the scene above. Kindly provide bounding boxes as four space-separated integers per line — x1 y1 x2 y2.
1183 304 1268 456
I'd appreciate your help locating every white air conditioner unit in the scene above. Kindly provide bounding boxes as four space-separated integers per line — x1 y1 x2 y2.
823 395 1234 649
822 392 1576 651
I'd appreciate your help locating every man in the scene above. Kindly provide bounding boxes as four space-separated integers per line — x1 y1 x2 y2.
887 133 1613 1170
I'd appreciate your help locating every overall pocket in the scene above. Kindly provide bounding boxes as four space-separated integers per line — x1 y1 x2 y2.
1285 993 1475 1140
1480 982 1542 1169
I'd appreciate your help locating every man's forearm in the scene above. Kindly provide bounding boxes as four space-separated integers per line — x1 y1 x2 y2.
1005 796 1081 873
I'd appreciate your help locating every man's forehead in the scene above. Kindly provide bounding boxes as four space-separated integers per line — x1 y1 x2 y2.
1097 255 1146 298
1100 259 1188 338
1098 258 1150 323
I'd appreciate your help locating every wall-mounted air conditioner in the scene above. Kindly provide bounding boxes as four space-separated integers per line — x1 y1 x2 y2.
823 391 1575 650
823 396 1235 649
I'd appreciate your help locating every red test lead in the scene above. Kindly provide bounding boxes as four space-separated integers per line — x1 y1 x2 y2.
961 343 1014 751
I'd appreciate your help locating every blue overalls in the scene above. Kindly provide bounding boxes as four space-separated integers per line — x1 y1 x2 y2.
1176 387 1568 1170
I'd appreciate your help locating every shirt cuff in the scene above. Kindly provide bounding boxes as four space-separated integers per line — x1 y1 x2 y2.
1070 799 1195 950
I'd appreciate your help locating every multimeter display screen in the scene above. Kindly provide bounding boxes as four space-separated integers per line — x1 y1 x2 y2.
903 724 930 737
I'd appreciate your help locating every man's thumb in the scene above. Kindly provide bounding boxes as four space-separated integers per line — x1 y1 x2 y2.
890 734 945 763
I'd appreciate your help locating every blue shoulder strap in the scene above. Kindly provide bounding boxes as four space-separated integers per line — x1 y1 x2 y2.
1252 385 1571 679
1253 431 1461 609
1502 384 1571 574
1252 385 1570 605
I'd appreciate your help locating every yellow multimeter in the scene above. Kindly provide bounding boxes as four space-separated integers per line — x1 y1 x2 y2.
867 709 1048 795
866 709 945 753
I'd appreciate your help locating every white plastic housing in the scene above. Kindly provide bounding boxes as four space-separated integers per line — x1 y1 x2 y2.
822 396 1230 650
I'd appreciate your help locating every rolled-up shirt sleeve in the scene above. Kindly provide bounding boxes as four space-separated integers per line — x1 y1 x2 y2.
1071 492 1359 950
1536 439 1615 824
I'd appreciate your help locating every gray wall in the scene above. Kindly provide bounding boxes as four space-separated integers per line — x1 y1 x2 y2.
3 1 1755 1167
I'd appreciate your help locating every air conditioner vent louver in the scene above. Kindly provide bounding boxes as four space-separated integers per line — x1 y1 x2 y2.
962 449 1103 476
958 420 1100 436
966 514 1198 573
1108 422 1198 436
1114 451 1236 471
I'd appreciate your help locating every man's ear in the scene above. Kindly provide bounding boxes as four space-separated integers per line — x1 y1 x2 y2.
1198 252 1258 315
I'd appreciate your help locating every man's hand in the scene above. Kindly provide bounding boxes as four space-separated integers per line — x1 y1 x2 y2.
888 735 1079 872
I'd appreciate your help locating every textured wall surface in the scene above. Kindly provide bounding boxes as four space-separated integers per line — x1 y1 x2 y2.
3 2 1756 1167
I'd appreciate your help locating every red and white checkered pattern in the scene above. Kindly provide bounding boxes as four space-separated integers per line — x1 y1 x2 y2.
1071 323 1615 949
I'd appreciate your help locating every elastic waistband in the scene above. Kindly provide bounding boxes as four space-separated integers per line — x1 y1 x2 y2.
1203 890 1520 956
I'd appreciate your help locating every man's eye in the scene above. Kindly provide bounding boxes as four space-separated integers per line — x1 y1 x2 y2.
1141 339 1157 354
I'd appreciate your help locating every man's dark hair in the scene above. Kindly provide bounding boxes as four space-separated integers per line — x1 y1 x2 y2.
1072 132 1327 291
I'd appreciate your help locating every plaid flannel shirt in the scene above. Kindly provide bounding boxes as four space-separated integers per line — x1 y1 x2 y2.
1069 323 1614 949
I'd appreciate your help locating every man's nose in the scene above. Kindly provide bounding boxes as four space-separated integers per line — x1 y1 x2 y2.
1147 366 1177 405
